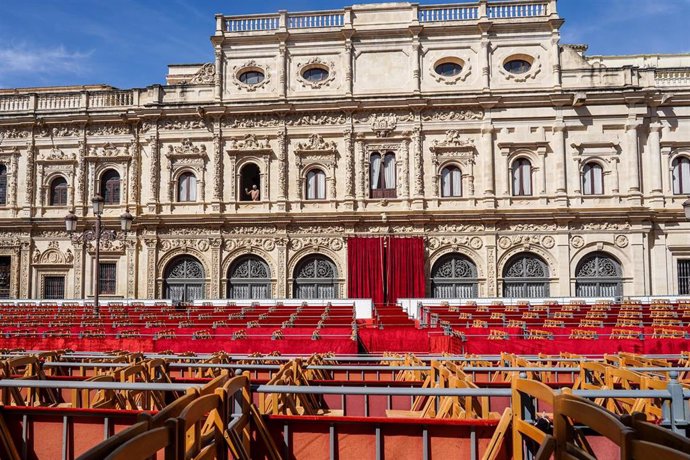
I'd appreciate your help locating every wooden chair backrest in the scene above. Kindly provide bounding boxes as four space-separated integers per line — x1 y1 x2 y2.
104 419 176 460
553 393 634 460
176 393 224 460
76 418 150 460
150 391 198 429
623 412 690 454
630 440 690 460
512 378 556 460
199 372 229 396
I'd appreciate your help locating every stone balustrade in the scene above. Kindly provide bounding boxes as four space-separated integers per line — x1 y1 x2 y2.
656 69 690 87
224 14 280 32
487 2 547 18
418 5 479 22
288 12 345 29
0 90 136 113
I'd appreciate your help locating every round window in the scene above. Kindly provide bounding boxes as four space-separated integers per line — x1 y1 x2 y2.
435 62 463 77
239 70 265 85
503 59 532 74
302 67 329 82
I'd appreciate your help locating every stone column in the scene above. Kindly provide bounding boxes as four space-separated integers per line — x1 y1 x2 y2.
19 241 31 298
625 120 642 199
276 128 288 210
214 47 223 101
212 123 224 212
411 127 424 209
276 238 288 298
399 137 410 205
144 238 158 298
147 126 160 214
210 238 222 298
552 122 567 202
75 140 85 211
355 139 366 209
126 239 137 298
342 128 355 209
344 38 354 96
481 123 495 201
648 122 663 197
23 141 35 217
130 138 140 207
73 243 84 299
9 149 18 213
479 23 491 92
411 38 421 95
278 42 287 99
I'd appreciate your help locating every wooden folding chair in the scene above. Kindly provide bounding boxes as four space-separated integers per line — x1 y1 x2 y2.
553 393 634 460
622 412 690 454
512 378 557 460
104 419 177 460
77 418 150 460
175 393 225 460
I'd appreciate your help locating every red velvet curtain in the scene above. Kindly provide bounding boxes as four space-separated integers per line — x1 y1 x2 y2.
386 237 426 303
347 237 385 305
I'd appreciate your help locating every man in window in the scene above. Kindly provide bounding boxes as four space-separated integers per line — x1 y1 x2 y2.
244 184 260 201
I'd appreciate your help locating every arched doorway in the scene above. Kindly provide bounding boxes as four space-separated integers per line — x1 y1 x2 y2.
293 255 337 299
228 256 271 299
575 252 623 297
164 256 205 303
430 253 478 298
503 253 550 298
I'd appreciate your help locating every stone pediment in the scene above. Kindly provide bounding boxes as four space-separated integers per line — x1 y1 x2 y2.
166 139 208 160
294 134 337 153
86 142 132 160
430 130 476 153
37 148 77 163
32 246 74 266
226 134 272 154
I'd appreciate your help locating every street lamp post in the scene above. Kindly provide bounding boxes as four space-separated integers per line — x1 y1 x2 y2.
65 196 133 315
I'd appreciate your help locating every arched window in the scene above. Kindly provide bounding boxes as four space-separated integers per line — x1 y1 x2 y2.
582 162 604 195
370 152 396 198
240 163 261 201
512 158 532 196
575 252 622 297
228 256 271 299
440 165 462 197
100 169 121 205
177 172 197 202
502 253 549 298
672 156 690 195
293 255 338 299
164 256 205 303
305 169 326 200
0 165 7 206
431 253 477 298
50 177 68 206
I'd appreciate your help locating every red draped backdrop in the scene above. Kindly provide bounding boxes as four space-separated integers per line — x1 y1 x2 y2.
347 237 385 304
386 237 426 303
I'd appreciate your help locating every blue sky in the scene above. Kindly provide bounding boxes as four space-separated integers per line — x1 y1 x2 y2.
0 0 689 89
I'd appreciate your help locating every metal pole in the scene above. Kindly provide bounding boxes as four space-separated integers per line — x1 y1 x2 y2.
94 212 101 316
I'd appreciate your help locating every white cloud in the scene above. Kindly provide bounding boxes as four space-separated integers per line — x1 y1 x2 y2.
0 42 91 82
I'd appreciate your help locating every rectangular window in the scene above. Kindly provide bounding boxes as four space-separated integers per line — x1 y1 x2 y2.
679 260 690 295
44 276 65 299
99 262 117 295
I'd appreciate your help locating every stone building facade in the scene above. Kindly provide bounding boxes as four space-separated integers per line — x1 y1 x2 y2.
0 0 689 302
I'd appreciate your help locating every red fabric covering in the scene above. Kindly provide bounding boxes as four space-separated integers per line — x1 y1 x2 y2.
347 237 385 304
386 237 425 303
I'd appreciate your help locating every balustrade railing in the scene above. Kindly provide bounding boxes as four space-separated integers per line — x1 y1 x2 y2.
418 6 479 22
656 69 690 87
288 12 344 29
36 93 81 111
0 95 31 112
487 2 547 18
225 14 280 32
89 90 133 108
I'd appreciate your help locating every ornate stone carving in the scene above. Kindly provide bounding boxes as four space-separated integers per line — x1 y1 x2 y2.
369 114 397 137
421 108 484 122
189 63 216 84
224 114 281 128
296 57 336 89
570 235 585 249
87 124 131 136
289 237 343 252
427 235 483 250
286 112 346 126
227 134 270 151
541 235 555 249
223 225 277 235
87 143 132 158
573 222 631 231
295 134 337 152
426 223 484 233
160 239 210 252
614 235 629 248
232 60 271 92
166 139 208 158
39 148 76 162
159 118 209 131
36 124 79 137
499 234 555 250
33 247 73 265
0 127 29 139
508 223 557 232
430 130 475 151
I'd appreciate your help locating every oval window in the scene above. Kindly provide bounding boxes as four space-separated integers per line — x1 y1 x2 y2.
504 59 532 74
435 62 463 77
302 67 329 82
239 70 265 85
